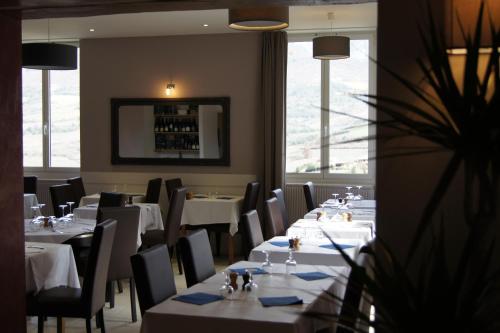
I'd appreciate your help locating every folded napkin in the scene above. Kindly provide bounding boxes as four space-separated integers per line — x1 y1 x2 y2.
292 272 333 281
173 292 224 305
216 196 233 200
230 268 268 275
269 241 290 247
319 244 355 250
258 296 303 307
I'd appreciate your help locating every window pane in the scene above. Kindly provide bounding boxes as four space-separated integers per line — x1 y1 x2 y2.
22 68 43 167
286 42 322 173
329 40 369 174
50 53 80 167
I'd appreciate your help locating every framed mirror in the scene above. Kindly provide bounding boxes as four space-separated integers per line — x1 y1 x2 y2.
111 97 230 165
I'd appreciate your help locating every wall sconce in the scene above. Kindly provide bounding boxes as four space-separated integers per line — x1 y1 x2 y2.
166 82 176 96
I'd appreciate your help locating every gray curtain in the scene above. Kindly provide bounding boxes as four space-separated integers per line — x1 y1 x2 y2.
261 31 287 199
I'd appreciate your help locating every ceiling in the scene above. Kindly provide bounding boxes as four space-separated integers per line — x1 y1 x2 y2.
22 3 377 41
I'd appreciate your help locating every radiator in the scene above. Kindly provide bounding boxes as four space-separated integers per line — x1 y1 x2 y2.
37 179 66 216
284 183 375 222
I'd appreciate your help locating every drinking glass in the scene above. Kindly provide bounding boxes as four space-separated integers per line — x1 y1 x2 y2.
219 271 234 300
67 201 75 214
31 206 40 220
355 186 363 200
59 204 67 219
285 248 297 274
332 193 339 203
261 250 273 274
38 203 45 215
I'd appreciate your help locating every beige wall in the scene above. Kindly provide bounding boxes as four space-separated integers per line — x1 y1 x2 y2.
80 33 262 176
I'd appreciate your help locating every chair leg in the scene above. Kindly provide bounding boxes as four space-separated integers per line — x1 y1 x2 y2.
56 317 63 333
216 232 221 256
99 308 106 333
130 278 137 322
86 318 92 333
117 280 123 293
37 315 44 333
175 243 183 275
106 281 115 308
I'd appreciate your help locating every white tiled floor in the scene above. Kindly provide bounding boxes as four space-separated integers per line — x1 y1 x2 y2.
27 257 233 333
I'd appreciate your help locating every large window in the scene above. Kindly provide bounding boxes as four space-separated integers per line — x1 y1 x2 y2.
286 34 375 183
22 50 80 169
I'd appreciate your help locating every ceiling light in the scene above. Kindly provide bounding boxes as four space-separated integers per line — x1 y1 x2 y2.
203 24 208 27
228 7 289 31
89 28 95 32
312 12 350 60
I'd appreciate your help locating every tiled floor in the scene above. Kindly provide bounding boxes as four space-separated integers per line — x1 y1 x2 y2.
27 257 234 333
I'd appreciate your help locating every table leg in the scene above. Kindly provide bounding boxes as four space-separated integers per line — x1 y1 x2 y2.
228 234 234 264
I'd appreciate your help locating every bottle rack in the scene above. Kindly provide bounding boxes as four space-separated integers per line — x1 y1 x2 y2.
153 104 200 154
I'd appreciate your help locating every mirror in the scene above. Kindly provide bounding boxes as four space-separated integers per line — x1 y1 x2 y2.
111 97 230 165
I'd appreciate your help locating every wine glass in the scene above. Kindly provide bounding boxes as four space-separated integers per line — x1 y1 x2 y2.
261 250 273 274
31 206 40 220
354 186 363 200
285 248 297 274
58 204 67 220
37 203 45 216
218 271 234 300
332 193 339 204
66 201 75 221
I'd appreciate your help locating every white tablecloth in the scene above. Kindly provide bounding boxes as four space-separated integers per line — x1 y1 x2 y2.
79 193 145 207
290 219 373 243
248 236 361 267
181 196 243 236
25 242 80 294
140 261 347 333
25 219 96 244
24 193 40 219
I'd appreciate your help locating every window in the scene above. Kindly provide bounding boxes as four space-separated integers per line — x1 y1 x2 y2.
22 50 80 169
286 34 375 183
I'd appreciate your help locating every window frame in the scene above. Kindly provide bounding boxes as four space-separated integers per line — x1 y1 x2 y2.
285 31 377 186
23 46 81 174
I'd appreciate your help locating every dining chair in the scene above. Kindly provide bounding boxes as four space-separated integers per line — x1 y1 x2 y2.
49 184 76 217
131 245 177 315
242 210 264 259
63 232 94 276
270 188 289 229
144 178 162 204
179 229 216 288
66 177 86 208
141 187 186 274
265 197 286 238
100 206 141 322
96 192 125 223
165 178 183 201
303 181 317 212
29 219 117 333
24 176 38 195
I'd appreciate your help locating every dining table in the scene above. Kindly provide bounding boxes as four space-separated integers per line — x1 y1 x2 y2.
78 192 145 207
140 261 348 333
290 219 373 242
25 242 80 294
25 218 96 244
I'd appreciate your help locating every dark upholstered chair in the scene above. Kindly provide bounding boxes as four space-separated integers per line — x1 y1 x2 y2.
63 232 94 276
96 192 125 223
165 178 183 201
270 188 289 229
131 245 177 315
50 184 76 217
100 206 141 321
144 178 162 204
141 187 186 274
179 229 216 288
24 176 38 194
265 197 286 239
303 181 317 212
30 219 117 333
66 177 86 208
242 210 264 258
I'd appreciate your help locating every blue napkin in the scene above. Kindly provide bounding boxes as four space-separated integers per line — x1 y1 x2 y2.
173 292 224 305
258 296 303 307
269 241 290 247
230 268 268 275
319 243 355 250
292 272 333 281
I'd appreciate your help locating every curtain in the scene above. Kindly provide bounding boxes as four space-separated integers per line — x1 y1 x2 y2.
261 31 287 199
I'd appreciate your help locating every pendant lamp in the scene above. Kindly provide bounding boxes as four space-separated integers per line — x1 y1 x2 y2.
22 19 77 70
228 7 289 31
313 12 350 60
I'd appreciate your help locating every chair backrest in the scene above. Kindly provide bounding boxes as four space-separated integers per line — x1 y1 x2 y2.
96 192 125 223
179 229 216 288
265 197 285 238
165 178 183 201
66 177 86 208
241 181 260 214
164 187 186 247
131 245 177 315
24 176 37 194
303 181 317 212
50 184 76 217
81 219 117 316
145 178 162 204
242 210 264 251
270 188 289 229
100 206 141 281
